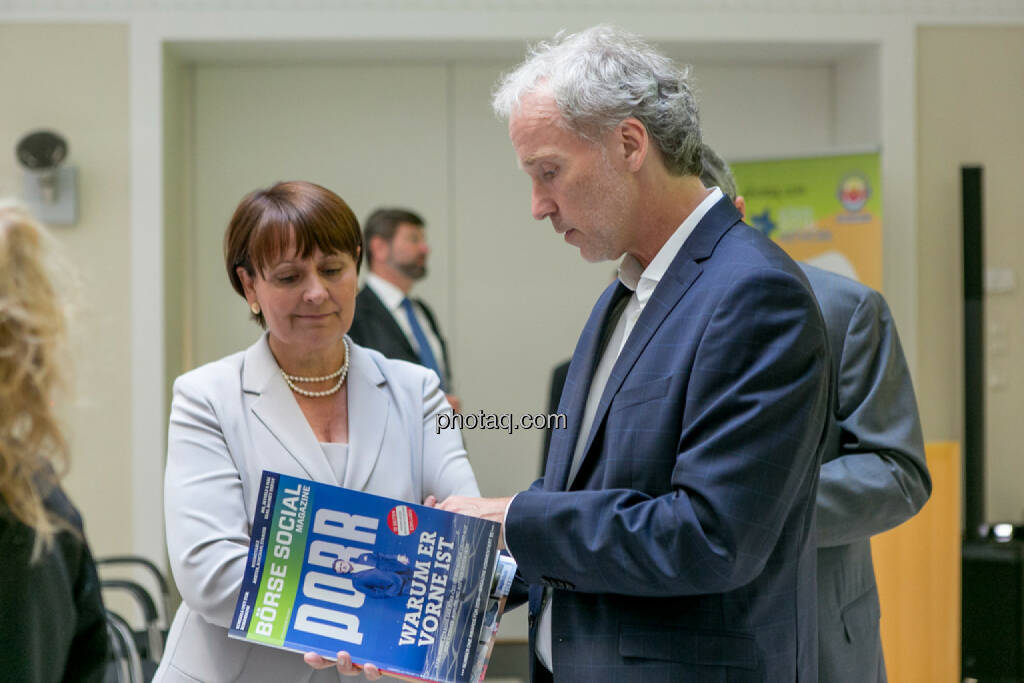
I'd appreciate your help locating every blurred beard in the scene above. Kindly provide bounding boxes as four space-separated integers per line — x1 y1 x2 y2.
394 260 426 281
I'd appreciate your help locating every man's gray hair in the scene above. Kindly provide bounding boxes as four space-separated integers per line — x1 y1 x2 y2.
493 25 702 177
699 144 738 201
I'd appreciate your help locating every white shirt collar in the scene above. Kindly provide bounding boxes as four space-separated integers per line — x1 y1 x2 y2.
365 272 408 312
618 187 724 303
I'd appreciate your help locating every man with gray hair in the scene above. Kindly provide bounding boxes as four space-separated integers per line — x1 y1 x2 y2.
701 143 931 683
440 26 829 681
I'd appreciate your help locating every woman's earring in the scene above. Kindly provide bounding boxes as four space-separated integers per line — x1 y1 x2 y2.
250 302 261 315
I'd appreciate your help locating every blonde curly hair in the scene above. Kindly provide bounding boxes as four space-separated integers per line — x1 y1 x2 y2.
0 201 71 559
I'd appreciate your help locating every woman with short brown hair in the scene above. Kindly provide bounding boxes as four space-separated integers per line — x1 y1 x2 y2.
155 182 477 683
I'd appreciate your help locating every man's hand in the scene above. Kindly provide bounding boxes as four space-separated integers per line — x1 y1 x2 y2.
445 393 462 414
437 496 513 548
304 651 381 680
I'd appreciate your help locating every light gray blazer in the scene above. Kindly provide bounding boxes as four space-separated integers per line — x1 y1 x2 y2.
153 335 479 683
803 265 931 683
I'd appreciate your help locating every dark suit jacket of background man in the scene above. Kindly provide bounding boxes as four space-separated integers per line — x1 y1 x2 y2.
349 286 452 390
504 197 831 682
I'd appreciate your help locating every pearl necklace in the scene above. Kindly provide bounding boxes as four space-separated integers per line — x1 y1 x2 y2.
281 338 350 398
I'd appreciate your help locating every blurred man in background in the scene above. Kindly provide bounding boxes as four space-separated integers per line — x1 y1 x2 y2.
349 208 460 412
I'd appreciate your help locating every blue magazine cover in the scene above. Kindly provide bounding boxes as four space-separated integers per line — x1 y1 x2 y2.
229 470 511 682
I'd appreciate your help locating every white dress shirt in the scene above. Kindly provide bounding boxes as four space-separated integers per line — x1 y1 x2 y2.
364 272 449 385
534 187 723 672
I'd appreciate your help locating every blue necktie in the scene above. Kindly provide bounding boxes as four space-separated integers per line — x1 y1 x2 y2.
400 298 445 391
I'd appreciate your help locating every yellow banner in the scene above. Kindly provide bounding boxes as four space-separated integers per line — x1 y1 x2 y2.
731 151 882 290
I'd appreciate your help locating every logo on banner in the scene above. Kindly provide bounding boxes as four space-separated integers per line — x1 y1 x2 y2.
837 173 871 213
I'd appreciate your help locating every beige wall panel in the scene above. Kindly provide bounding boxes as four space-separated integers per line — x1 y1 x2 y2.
190 63 450 367
184 52 848 640
694 62 837 160
164 57 191 402
450 62 616 643
448 57 847 504
917 26 1024 521
0 23 132 558
449 61 615 493
834 47 881 149
186 56 839 486
447 59 839 505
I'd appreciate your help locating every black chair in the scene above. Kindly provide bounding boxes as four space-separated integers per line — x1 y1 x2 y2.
97 555 171 681
95 555 171 627
104 610 145 683
101 579 164 664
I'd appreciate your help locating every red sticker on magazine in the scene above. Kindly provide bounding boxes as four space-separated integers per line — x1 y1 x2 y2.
388 505 418 536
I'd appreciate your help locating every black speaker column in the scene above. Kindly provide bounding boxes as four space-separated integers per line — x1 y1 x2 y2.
962 165 985 540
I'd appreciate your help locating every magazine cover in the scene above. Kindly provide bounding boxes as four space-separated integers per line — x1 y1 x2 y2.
469 551 517 681
229 470 514 683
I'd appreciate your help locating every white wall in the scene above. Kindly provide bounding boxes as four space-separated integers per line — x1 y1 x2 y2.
834 46 881 149
190 63 453 365
0 23 132 558
448 62 614 495
176 56 852 639
121 13 917 587
696 62 840 160
4 2 1022 611
183 54 849 495
164 52 191 407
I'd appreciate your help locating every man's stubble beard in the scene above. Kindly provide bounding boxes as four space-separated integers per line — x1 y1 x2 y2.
577 161 633 263
396 262 426 281
387 253 427 281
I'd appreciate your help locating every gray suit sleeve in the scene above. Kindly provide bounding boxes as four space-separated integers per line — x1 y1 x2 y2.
816 289 931 547
164 373 251 628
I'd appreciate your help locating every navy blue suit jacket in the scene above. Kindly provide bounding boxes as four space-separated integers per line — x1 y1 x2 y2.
349 552 414 599
505 198 830 682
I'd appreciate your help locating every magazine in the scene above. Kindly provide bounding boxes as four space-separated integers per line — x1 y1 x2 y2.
229 470 517 682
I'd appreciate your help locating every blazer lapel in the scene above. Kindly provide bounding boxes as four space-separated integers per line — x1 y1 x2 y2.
360 286 418 360
342 342 390 492
546 282 630 491
572 199 743 483
574 260 702 465
244 334 335 483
